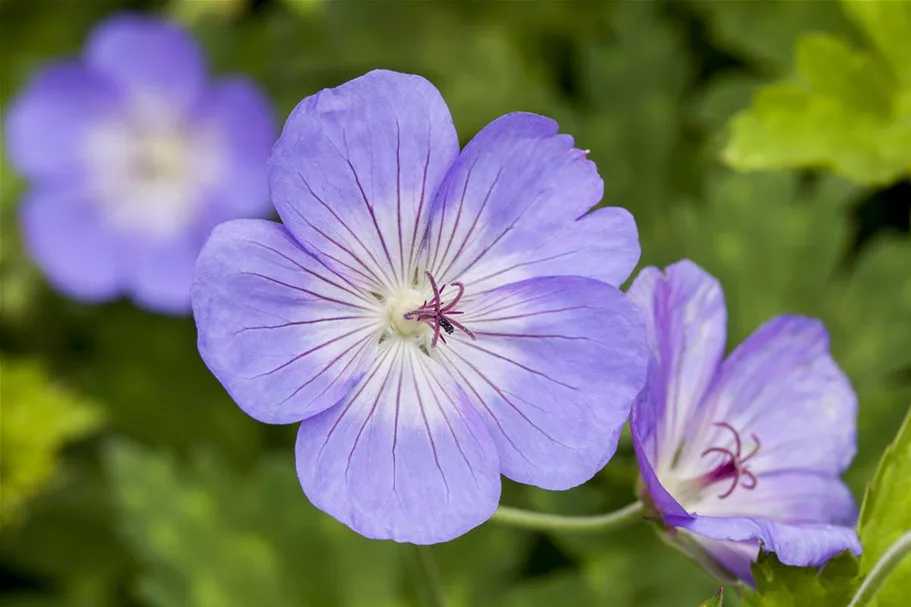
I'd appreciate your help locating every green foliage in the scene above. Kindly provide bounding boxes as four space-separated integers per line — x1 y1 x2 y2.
104 442 539 607
857 407 911 606
724 0 911 185
744 551 859 607
105 441 404 607
688 0 857 73
0 359 103 525
168 0 245 24
0 130 38 321
281 0 325 17
1 0 911 605
700 588 725 607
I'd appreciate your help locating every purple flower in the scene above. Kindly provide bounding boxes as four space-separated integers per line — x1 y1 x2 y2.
4 14 275 313
627 260 861 584
192 70 649 543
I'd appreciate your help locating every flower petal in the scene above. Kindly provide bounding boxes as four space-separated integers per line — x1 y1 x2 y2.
192 219 380 424
457 206 640 293
693 316 856 476
667 513 862 567
196 77 276 220
440 276 649 490
20 186 121 301
295 342 501 543
85 15 206 109
630 390 691 519
269 69 459 291
423 113 622 289
627 260 727 466
5 62 122 179
124 235 200 314
694 470 857 526
689 536 759 585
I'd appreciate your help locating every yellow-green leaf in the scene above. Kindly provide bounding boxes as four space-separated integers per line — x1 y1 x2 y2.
857 406 911 606
0 359 103 526
723 2 911 186
699 588 724 607
744 551 859 606
842 0 911 86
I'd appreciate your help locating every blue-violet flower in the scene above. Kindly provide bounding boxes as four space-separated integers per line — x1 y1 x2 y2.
5 14 275 312
627 259 861 584
192 70 649 543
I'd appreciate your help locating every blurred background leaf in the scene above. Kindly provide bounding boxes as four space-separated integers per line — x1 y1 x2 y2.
0 359 103 526
105 441 405 607
1 0 910 605
724 0 911 185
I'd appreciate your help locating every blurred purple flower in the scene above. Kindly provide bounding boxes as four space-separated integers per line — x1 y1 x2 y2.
192 69 649 543
5 14 275 313
628 260 861 585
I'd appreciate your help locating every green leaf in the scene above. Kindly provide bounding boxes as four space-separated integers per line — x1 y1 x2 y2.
168 0 245 24
677 171 859 341
700 588 725 607
688 0 857 73
280 0 325 16
744 551 859 606
0 118 40 321
481 572 596 607
723 1 911 185
0 358 103 526
104 441 405 607
53 306 265 461
842 0 911 86
857 406 911 607
575 0 692 230
0 462 133 607
106 442 290 607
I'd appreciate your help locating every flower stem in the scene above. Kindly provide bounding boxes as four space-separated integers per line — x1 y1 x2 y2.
848 531 911 607
412 545 445 607
490 500 645 533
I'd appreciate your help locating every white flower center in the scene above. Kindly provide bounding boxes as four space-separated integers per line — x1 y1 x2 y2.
83 97 224 238
383 287 430 340
658 422 762 509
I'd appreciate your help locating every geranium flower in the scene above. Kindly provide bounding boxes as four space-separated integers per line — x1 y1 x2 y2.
4 14 274 312
627 259 861 584
192 69 649 543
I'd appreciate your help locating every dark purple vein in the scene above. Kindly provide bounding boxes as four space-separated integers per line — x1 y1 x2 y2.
239 272 370 311
243 239 367 302
318 348 393 461
233 315 362 335
436 165 504 280
444 348 573 449
251 323 373 378
459 340 578 391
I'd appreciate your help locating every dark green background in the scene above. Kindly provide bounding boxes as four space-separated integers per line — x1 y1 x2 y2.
1 1 909 606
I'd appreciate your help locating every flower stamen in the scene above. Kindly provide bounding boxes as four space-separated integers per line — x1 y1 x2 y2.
700 422 761 499
404 271 476 347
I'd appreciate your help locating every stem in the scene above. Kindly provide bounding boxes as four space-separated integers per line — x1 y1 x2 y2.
490 500 645 533
412 545 445 607
848 531 911 607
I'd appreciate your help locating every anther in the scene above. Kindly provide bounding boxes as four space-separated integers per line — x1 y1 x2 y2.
403 272 476 347
700 422 761 499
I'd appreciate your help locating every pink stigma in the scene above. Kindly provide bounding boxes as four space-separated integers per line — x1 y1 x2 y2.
403 272 476 348
700 422 761 499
